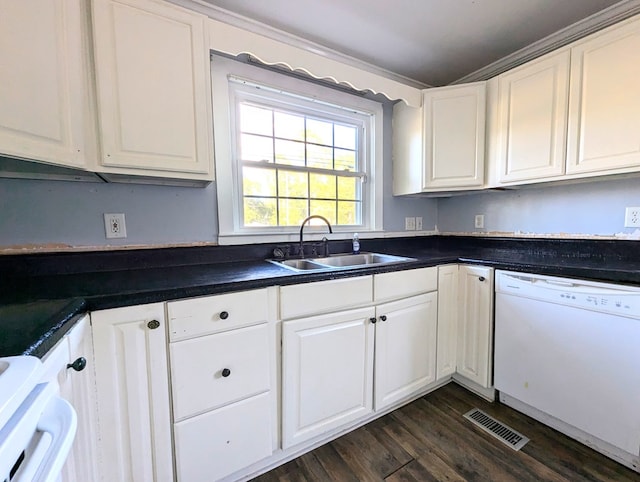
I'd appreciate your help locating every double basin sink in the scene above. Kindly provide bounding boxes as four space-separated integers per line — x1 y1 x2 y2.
269 252 416 272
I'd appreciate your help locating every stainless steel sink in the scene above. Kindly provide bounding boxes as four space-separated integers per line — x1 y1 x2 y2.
268 252 416 272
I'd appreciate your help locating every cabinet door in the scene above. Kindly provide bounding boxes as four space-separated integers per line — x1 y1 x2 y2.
436 265 458 380
423 82 486 189
374 293 437 410
59 316 100 482
497 50 569 182
0 0 88 168
92 0 213 179
567 16 640 175
91 304 173 482
282 306 375 448
456 266 494 388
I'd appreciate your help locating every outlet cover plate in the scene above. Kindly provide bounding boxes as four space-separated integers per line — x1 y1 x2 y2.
625 207 640 227
104 213 127 239
475 214 485 229
405 217 416 230
415 217 423 231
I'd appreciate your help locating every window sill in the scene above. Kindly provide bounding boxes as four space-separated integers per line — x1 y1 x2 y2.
216 229 437 245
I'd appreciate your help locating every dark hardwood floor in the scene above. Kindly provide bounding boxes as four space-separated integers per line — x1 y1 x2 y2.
252 383 640 481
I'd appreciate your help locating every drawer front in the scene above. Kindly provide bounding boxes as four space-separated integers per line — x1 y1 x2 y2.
374 267 437 302
174 392 272 482
170 323 270 420
168 288 269 341
280 276 373 319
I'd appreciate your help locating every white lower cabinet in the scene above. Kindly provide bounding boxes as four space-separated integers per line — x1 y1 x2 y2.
456 265 494 389
436 265 459 380
167 288 276 481
282 306 376 448
374 292 438 410
91 303 174 482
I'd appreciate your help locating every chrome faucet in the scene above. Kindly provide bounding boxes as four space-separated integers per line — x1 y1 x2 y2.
299 215 332 258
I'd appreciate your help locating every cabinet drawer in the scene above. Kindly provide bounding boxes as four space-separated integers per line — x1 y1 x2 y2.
174 392 272 482
374 267 437 302
170 323 270 421
168 288 269 341
280 276 373 319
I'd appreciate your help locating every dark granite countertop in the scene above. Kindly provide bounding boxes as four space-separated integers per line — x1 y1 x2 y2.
1 235 639 357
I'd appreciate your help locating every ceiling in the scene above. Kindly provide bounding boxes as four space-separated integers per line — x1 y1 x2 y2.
202 0 625 86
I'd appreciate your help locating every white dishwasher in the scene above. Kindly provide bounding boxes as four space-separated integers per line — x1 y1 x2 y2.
494 270 640 472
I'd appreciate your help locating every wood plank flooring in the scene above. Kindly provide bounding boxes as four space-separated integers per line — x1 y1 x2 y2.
252 383 640 481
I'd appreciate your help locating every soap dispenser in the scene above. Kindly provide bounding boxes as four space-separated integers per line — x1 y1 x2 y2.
352 233 360 254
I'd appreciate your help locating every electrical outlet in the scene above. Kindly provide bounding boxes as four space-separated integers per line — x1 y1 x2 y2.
475 214 485 229
625 207 640 227
415 217 423 231
104 213 127 239
405 217 416 231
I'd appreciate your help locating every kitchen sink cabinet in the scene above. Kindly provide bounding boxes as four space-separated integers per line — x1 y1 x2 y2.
374 292 438 410
393 82 486 195
282 306 376 449
91 0 214 181
0 0 92 170
91 303 174 482
455 265 494 392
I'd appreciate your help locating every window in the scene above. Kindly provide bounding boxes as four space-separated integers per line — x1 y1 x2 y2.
212 55 383 243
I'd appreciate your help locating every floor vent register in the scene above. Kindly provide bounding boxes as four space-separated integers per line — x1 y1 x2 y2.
464 408 530 451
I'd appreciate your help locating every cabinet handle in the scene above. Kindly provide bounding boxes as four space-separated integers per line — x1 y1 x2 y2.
219 311 229 320
478 276 486 282
67 357 87 372
147 320 160 329
380 315 387 322
221 368 231 377
369 317 377 324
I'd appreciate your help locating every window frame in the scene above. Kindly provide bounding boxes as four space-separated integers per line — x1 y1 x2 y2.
211 55 383 244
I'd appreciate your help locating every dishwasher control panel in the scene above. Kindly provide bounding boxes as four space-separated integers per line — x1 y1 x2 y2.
495 270 640 319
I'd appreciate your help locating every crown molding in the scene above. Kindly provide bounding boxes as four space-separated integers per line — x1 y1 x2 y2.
453 0 640 84
168 0 430 89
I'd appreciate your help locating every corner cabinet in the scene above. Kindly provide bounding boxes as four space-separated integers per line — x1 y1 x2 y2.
436 265 458 380
91 0 214 181
456 265 494 390
91 303 174 482
0 0 91 169
393 82 486 194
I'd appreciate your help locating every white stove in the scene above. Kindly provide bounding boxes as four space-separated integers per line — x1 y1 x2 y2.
0 355 77 482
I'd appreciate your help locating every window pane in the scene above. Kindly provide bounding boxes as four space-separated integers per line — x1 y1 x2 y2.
243 166 276 196
335 148 356 171
309 200 336 225
338 201 359 225
310 173 336 199
337 177 358 200
240 134 273 162
279 199 308 226
278 170 308 198
306 119 333 146
274 112 304 141
240 104 272 136
307 144 333 169
335 124 357 150
244 198 276 226
275 139 305 166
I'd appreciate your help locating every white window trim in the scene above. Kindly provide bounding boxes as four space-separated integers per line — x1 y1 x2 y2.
211 55 383 245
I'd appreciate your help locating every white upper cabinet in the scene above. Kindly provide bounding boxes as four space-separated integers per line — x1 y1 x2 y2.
567 15 640 175
91 0 214 180
423 83 486 189
393 82 486 194
496 50 570 183
0 0 90 169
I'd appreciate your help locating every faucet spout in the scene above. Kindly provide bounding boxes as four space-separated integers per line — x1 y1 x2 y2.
299 215 333 258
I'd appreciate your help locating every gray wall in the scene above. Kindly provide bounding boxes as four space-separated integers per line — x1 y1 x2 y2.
0 102 438 249
437 176 640 236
